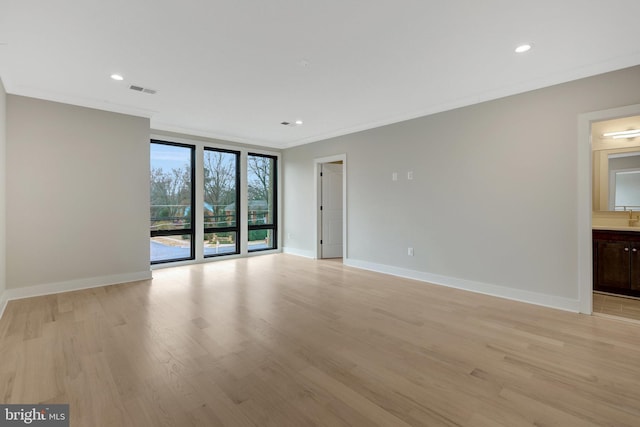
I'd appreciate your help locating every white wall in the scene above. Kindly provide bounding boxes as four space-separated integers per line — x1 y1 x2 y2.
6 96 151 296
0 78 6 309
283 65 640 312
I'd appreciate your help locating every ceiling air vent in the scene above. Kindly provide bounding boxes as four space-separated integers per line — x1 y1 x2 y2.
281 120 302 126
129 84 157 95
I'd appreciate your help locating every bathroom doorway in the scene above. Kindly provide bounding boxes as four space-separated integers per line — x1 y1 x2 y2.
585 107 640 322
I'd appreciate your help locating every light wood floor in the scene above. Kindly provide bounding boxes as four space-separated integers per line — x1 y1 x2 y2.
593 291 640 322
2 254 640 426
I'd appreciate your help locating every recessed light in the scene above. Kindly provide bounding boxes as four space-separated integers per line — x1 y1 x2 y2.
515 44 531 53
295 120 303 125
110 73 124 81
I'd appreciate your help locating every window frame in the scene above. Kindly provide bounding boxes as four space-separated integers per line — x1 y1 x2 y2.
203 147 241 258
150 139 196 265
149 135 281 267
247 152 278 252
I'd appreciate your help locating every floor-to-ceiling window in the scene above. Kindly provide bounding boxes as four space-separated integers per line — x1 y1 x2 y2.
203 148 240 257
247 153 277 251
150 140 195 264
150 140 279 264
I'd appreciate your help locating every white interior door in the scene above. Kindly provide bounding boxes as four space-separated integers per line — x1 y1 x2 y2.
321 162 343 258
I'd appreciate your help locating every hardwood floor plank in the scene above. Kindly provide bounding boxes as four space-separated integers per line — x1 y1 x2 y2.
2 254 640 426
299 366 414 427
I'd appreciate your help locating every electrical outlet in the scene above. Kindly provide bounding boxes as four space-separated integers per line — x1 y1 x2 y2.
392 172 398 181
408 247 414 256
407 171 414 180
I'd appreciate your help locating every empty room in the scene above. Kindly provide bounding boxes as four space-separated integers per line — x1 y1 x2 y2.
2 1 640 426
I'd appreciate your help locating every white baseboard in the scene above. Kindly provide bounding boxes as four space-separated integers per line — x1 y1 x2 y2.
283 246 316 259
0 270 152 319
343 258 580 313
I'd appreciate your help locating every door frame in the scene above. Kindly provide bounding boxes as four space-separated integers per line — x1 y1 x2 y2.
578 103 640 314
314 154 347 260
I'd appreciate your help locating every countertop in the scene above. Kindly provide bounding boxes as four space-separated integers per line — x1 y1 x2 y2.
592 225 640 232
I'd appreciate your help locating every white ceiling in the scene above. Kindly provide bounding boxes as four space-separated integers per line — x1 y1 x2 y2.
1 1 640 149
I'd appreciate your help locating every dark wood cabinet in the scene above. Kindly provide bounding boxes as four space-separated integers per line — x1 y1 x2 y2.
593 230 640 296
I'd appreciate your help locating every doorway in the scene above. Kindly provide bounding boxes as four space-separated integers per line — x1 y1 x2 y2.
314 154 347 260
591 114 640 322
579 103 640 317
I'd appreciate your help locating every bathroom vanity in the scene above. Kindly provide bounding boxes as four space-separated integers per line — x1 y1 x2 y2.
593 228 640 296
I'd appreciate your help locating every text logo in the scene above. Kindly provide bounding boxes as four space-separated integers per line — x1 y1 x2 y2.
0 405 68 426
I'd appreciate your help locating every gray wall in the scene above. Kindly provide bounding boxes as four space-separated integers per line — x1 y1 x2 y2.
6 96 151 290
0 79 6 299
283 66 640 310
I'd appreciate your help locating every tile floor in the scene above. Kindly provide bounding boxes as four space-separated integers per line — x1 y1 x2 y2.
593 291 640 322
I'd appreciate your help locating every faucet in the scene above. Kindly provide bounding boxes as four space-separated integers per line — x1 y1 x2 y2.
629 209 639 226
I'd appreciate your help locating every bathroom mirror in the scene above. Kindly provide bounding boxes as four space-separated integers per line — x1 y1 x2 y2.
592 115 640 211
